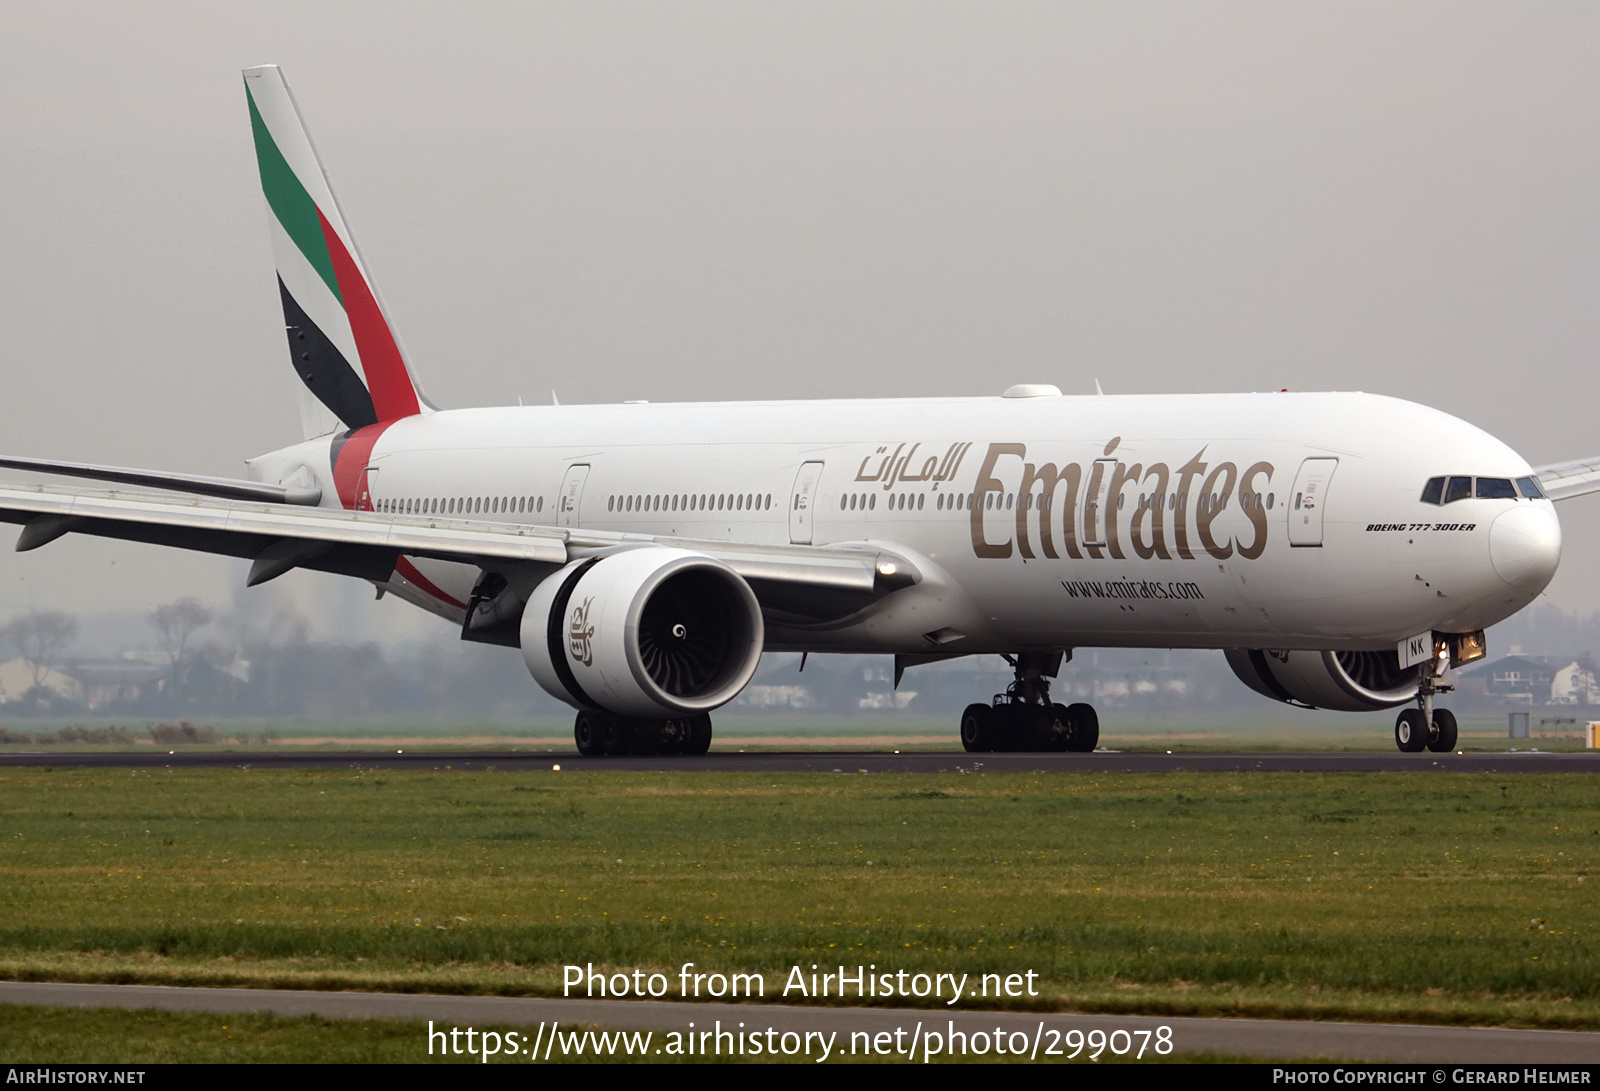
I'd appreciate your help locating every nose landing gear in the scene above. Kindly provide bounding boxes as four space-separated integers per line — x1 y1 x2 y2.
1393 656 1458 753
960 652 1099 753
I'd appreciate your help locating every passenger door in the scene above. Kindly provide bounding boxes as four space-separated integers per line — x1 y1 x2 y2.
1084 458 1117 548
789 461 825 544
355 466 378 512
1288 457 1338 547
557 464 589 528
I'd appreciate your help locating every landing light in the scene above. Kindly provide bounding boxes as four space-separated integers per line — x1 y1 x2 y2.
877 562 898 576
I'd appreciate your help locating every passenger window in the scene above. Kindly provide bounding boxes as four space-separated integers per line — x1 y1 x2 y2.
1516 476 1545 499
1444 476 1472 504
1475 477 1517 500
1420 477 1444 505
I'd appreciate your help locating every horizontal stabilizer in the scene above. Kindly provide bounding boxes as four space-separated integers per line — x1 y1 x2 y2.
0 456 322 506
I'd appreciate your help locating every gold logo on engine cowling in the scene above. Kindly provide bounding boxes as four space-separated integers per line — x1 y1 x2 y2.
568 597 596 667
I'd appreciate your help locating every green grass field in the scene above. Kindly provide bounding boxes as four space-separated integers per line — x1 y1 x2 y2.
0 765 1594 1034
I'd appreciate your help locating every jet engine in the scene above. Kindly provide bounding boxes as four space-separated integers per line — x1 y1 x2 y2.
1224 648 1420 712
522 548 764 718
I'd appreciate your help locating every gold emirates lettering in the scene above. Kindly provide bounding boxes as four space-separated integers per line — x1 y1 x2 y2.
968 441 1274 563
568 597 596 667
855 441 972 489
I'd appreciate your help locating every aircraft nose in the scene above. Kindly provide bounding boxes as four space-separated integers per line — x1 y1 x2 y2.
1489 505 1562 590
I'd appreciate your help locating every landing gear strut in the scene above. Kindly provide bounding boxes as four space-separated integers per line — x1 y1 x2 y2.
960 652 1098 753
1394 655 1457 754
574 711 712 757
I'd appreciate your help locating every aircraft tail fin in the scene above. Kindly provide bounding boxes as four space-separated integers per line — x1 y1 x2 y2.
243 65 432 439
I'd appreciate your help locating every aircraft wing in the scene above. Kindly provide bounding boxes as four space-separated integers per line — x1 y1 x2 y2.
1533 457 1600 502
0 482 911 607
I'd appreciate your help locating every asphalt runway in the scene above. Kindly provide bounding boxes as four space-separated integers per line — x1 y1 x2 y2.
0 748 1595 773
3 981 1597 1063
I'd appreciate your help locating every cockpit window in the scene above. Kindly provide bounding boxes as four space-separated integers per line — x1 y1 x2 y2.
1425 474 1540 505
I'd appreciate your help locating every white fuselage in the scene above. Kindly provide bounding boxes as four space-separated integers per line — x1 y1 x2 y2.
249 390 1561 656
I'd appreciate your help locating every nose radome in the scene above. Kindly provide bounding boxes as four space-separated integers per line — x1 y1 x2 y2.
1489 505 1562 590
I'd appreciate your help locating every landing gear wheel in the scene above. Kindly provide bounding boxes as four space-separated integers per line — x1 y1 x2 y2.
629 721 663 756
684 714 713 756
602 716 635 756
960 704 994 752
658 718 691 755
1064 703 1099 753
1017 704 1054 751
574 710 607 756
1395 708 1429 753
1046 703 1073 752
987 704 1026 752
1427 708 1458 753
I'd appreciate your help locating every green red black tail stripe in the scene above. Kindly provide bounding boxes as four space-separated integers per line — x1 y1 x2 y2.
316 208 421 422
246 67 426 436
278 276 378 430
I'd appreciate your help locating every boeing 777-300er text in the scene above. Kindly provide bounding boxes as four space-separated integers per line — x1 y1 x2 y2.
0 67 1593 755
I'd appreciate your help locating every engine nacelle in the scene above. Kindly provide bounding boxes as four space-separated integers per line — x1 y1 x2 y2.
522 548 764 718
1224 648 1420 712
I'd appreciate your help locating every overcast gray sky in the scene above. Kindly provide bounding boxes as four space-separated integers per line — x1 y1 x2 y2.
1 2 1598 639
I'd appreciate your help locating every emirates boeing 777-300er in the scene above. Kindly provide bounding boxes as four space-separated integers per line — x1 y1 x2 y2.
1 66 1595 755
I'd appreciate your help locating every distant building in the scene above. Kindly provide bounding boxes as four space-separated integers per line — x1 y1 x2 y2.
1551 661 1600 705
58 659 170 709
0 658 78 704
1459 654 1599 705
736 685 816 710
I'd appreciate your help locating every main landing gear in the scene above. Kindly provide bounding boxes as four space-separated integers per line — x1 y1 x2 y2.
960 652 1099 753
573 710 713 757
1393 655 1458 754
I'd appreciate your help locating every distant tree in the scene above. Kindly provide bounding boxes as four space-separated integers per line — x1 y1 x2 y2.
150 597 213 673
0 611 78 688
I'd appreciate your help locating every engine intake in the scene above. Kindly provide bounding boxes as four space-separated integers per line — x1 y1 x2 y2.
523 548 764 717
1224 648 1419 712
